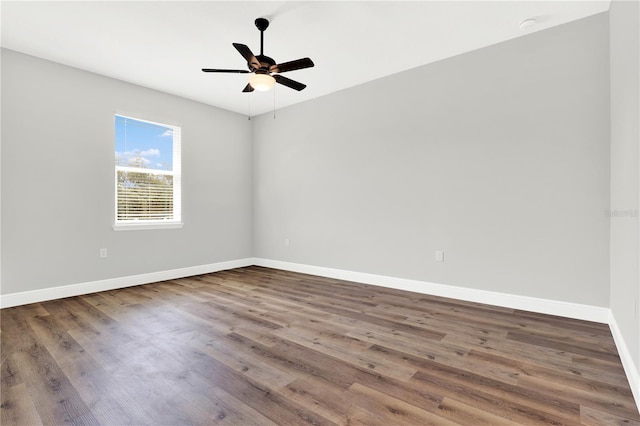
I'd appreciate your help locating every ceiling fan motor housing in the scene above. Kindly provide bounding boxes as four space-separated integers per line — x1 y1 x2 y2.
253 55 276 72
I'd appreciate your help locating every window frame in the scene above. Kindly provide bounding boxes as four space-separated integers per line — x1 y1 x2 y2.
112 114 183 231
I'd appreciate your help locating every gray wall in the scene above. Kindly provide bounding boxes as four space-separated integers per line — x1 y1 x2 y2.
1 48 253 294
610 0 640 373
253 13 611 307
1 13 617 311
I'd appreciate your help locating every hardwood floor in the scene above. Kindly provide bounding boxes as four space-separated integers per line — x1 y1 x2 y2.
1 266 638 425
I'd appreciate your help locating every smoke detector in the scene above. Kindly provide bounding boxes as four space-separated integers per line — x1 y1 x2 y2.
519 18 538 30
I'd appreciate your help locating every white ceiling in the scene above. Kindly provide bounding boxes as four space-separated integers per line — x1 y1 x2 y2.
1 1 610 116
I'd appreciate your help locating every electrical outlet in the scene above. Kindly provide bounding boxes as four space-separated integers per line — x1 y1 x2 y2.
100 248 108 259
285 238 290 247
435 250 444 262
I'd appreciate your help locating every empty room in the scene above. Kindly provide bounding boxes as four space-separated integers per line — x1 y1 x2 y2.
1 1 639 424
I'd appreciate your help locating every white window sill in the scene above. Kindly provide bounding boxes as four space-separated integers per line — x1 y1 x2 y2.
113 222 184 231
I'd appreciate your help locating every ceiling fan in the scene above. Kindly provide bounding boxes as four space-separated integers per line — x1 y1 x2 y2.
202 18 314 93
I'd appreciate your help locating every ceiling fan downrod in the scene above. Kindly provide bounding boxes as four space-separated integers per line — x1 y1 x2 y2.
255 18 269 56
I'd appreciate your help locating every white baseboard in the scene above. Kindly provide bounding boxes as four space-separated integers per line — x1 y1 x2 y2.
252 258 610 324
0 258 254 309
1 257 609 323
609 311 640 411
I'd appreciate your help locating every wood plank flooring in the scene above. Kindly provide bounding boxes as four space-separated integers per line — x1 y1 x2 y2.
1 266 639 425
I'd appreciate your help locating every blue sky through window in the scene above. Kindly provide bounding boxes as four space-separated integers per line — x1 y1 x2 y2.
115 115 173 171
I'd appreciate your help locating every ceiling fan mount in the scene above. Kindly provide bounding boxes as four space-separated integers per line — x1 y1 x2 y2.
254 17 269 32
202 17 314 92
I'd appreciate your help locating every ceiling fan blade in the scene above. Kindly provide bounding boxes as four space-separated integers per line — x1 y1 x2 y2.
273 74 307 91
242 83 255 93
270 58 314 74
233 43 261 70
202 68 251 73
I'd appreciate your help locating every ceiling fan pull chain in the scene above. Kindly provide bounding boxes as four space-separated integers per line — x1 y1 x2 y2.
273 85 276 119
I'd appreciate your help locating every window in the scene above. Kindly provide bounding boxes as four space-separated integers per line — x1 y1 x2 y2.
114 115 182 230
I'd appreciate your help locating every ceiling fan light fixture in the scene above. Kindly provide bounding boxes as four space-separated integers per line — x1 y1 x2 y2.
249 73 275 91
